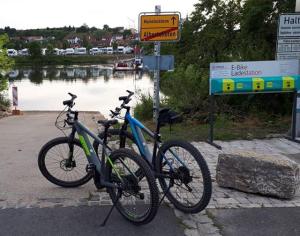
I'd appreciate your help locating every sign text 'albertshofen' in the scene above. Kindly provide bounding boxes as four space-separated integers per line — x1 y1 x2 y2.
139 13 180 42
210 60 300 95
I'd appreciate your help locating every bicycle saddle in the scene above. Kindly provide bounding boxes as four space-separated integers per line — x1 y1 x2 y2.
97 119 118 127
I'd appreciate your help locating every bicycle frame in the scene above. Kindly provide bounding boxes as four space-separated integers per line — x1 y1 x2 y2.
69 120 117 189
124 111 187 171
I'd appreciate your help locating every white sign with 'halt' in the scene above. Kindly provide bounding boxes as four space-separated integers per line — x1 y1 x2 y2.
277 13 300 60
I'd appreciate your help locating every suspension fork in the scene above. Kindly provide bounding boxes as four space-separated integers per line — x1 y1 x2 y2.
67 126 76 161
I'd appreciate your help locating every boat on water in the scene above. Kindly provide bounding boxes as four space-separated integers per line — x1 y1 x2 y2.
113 58 143 72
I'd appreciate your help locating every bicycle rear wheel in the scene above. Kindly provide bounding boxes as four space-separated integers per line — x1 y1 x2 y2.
38 137 92 187
155 140 212 213
106 148 159 225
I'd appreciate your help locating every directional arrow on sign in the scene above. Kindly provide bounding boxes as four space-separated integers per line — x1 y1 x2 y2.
171 16 176 25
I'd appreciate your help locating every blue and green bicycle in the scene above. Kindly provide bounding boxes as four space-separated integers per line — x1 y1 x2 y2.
38 93 159 225
93 90 212 214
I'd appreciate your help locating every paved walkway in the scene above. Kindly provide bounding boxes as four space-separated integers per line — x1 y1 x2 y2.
0 112 103 207
176 139 300 235
2 113 300 235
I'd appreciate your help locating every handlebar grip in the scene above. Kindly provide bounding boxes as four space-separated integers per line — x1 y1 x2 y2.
126 90 134 96
68 92 77 99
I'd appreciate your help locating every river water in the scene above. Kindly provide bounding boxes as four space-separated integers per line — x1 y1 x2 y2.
7 65 153 117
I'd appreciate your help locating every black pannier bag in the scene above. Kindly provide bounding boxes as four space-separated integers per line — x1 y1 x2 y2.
158 108 183 126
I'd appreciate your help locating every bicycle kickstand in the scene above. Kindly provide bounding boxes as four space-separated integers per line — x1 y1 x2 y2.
158 180 174 206
100 189 122 227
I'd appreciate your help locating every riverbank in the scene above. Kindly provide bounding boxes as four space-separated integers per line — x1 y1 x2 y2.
14 54 133 66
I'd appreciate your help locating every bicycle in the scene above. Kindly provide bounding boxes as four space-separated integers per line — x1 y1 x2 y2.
93 90 212 214
38 93 159 225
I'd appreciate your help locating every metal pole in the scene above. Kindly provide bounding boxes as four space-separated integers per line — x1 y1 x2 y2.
209 95 214 143
153 5 161 122
295 0 300 140
291 91 297 140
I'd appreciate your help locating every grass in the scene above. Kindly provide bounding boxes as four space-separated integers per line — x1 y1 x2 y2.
14 54 133 66
138 114 291 142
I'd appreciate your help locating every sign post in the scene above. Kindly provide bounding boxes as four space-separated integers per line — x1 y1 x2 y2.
276 2 300 140
153 5 161 121
139 7 180 121
12 86 18 109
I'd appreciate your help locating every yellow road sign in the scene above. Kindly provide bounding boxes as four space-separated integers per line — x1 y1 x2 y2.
139 13 180 42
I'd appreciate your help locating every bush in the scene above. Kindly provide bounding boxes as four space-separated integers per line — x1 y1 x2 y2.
134 94 154 121
161 64 209 114
0 34 14 110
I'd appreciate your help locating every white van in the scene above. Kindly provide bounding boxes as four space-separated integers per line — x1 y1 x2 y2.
117 46 125 54
53 48 60 55
19 48 29 56
106 47 113 54
7 49 18 57
124 46 133 54
41 48 47 55
100 48 107 54
74 47 87 55
89 48 100 55
65 48 75 55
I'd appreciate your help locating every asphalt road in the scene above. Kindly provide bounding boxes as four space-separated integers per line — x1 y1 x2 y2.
0 205 183 236
208 207 300 236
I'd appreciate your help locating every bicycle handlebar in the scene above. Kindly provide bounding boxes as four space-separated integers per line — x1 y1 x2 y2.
110 90 134 117
63 92 77 107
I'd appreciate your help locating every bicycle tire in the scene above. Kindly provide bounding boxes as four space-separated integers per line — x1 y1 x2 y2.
155 140 212 213
106 148 159 225
38 137 93 187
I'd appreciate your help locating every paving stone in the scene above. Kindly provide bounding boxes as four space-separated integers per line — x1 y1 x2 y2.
182 219 197 229
184 229 200 236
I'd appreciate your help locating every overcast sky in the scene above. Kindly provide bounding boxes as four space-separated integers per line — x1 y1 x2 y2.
0 0 198 30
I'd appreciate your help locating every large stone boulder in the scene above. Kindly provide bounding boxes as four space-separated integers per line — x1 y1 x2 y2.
216 151 300 199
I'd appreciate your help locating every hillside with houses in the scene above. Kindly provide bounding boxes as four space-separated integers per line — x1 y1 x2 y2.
0 24 140 55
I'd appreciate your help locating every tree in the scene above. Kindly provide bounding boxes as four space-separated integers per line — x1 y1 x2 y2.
46 43 54 55
103 24 110 31
28 42 42 59
112 41 118 51
77 24 89 33
0 34 14 109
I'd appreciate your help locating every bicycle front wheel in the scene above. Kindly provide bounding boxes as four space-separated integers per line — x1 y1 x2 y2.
38 137 92 187
106 148 159 225
155 140 212 213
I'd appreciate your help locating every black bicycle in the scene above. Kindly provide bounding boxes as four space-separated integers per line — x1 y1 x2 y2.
38 93 159 225
93 91 212 214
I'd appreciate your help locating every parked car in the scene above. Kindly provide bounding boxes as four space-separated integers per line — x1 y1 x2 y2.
65 48 75 55
106 47 113 54
74 47 87 55
7 49 18 57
